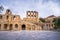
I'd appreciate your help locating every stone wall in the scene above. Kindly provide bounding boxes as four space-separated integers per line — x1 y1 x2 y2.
0 9 41 31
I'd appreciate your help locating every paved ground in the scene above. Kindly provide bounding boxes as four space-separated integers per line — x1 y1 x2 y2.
0 31 60 40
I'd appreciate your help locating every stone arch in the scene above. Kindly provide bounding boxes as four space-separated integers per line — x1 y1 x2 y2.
0 15 2 19
9 24 13 30
4 24 8 30
0 24 1 29
6 15 9 19
15 24 18 28
21 24 26 30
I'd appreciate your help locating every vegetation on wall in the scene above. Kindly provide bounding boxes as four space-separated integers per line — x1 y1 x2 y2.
39 18 45 23
53 18 60 29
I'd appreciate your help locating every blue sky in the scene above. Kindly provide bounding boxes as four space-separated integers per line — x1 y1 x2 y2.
0 0 60 18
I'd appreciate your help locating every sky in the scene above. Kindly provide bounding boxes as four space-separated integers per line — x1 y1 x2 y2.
0 0 60 19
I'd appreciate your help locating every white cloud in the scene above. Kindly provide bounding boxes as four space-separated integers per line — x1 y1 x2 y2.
1 0 60 18
36 0 60 18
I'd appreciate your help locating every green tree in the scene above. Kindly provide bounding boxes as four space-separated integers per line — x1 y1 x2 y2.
53 18 56 22
39 18 45 23
0 5 4 13
54 18 60 29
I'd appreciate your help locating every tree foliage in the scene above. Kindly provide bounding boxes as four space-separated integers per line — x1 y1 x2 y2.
0 5 4 13
54 18 60 29
39 18 45 23
53 18 56 22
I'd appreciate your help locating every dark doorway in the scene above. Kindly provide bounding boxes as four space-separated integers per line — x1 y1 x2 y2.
15 24 18 28
0 24 1 29
4 24 8 30
9 24 13 30
22 24 26 30
42 25 44 30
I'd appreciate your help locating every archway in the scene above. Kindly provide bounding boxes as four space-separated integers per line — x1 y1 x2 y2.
9 24 13 30
4 24 8 30
15 24 18 28
21 24 26 30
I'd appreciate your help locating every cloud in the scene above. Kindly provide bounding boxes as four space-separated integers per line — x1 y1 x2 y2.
0 0 60 18
37 0 60 17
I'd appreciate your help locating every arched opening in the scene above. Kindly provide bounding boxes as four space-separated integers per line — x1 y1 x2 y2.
7 9 10 12
9 24 13 30
42 24 44 30
0 24 1 29
4 24 8 30
21 24 26 30
15 24 18 28
6 15 9 19
13 16 16 20
0 15 2 19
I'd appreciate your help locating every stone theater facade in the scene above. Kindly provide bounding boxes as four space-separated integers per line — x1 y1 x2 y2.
0 9 54 31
